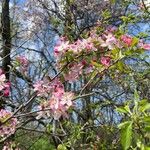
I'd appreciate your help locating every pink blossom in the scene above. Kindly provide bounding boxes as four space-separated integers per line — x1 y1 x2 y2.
0 109 18 137
84 65 94 74
49 98 66 119
37 91 74 120
53 85 64 99
64 71 79 82
16 56 29 73
100 56 111 67
100 33 118 49
54 37 96 58
0 69 4 75
106 26 117 33
4 82 11 88
2 142 20 150
86 42 94 51
50 92 74 119
81 39 95 51
54 41 69 58
33 80 48 97
3 82 11 97
0 74 6 91
64 63 83 82
0 71 11 97
72 39 83 53
16 56 29 66
138 3 144 9
69 43 79 53
33 78 64 97
61 92 74 108
3 88 10 97
81 60 87 66
139 42 150 50
121 34 133 46
49 92 74 120
33 80 53 97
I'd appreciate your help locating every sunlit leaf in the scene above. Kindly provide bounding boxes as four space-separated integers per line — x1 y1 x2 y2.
120 121 133 150
116 107 128 114
57 144 67 150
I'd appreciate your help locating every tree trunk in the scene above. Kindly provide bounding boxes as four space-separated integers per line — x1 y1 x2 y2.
1 0 11 80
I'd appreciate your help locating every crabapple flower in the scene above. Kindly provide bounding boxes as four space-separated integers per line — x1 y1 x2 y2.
36 91 74 120
54 36 97 60
2 141 20 150
100 33 118 50
0 74 6 91
0 69 4 75
3 88 10 97
0 70 11 97
53 84 64 99
81 38 96 51
54 41 69 58
33 80 48 97
3 82 11 97
0 109 18 137
60 92 74 108
100 56 111 67
106 26 117 33
121 34 133 46
139 42 150 50
64 63 83 82
16 56 28 65
16 56 29 73
84 64 94 74
33 78 64 97
142 44 150 50
49 98 66 120
49 92 74 120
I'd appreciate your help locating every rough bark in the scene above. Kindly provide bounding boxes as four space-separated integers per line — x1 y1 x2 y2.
1 0 11 80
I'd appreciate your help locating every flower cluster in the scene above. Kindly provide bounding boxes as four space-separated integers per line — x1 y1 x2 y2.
34 78 74 120
34 27 150 120
0 69 11 97
33 78 63 97
54 28 150 83
16 56 29 73
138 41 150 50
2 141 20 150
54 29 122 61
0 109 18 137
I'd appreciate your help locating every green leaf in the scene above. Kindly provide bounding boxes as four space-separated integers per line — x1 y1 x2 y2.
133 90 139 113
143 116 150 123
124 105 131 114
124 49 134 56
134 90 140 101
139 100 150 112
118 50 124 59
91 61 102 68
141 103 150 112
144 126 150 132
116 107 128 114
120 121 133 150
145 146 150 150
111 48 119 59
131 37 139 47
110 0 116 4
118 121 131 129
57 144 67 150
117 61 124 71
